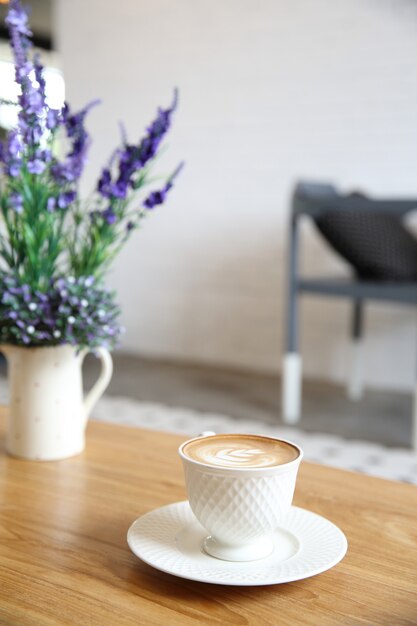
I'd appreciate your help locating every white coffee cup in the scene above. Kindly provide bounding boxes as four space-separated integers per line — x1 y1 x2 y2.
179 433 303 562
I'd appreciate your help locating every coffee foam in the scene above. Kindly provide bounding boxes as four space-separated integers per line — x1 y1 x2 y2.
182 434 299 468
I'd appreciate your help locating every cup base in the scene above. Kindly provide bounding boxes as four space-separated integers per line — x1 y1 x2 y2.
202 535 274 562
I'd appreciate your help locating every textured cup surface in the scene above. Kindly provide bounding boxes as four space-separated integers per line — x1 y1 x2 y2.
179 434 303 560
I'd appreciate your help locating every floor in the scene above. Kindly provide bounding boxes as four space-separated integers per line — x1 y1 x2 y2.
0 352 411 448
79 352 412 448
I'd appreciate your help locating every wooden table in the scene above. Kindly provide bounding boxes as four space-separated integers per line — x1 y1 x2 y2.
0 408 416 625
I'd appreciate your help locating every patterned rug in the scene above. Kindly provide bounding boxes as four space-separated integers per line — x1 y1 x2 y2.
0 378 415 484
92 395 417 485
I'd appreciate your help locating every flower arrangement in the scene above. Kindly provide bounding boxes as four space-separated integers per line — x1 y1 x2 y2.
0 0 182 350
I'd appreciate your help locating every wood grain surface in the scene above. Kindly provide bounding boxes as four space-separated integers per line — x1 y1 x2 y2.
0 406 416 626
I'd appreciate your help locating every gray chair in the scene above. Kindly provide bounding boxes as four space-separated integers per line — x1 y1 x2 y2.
282 181 417 448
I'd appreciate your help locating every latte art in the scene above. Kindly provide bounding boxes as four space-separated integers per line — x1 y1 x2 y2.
183 434 299 468
205 447 279 468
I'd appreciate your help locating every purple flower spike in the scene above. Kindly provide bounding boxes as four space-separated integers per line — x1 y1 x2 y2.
27 159 46 174
8 192 24 213
46 108 60 130
8 131 21 157
143 161 184 209
5 2 32 37
57 190 77 209
96 89 179 204
33 53 46 96
139 88 178 165
51 99 100 185
111 179 129 199
47 197 56 212
7 160 22 177
97 168 112 197
143 189 168 209
103 208 117 225
6 4 32 69
25 90 43 115
5 2 50 153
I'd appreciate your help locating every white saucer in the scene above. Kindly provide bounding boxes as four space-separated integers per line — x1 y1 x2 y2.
127 501 348 586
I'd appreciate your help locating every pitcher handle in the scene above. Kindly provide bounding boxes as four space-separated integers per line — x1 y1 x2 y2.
82 347 113 424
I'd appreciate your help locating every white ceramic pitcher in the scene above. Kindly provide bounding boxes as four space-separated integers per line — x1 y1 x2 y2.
1 344 113 460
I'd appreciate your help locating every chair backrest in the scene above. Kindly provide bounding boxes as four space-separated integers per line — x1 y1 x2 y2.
292 180 417 218
291 181 417 281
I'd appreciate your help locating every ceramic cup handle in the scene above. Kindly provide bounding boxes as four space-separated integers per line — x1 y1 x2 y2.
83 347 113 423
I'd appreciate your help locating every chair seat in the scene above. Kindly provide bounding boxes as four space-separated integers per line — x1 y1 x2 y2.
298 278 417 305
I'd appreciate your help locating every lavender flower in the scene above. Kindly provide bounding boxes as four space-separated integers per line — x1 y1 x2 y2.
143 185 171 209
24 89 44 115
7 160 22 178
96 89 179 202
5 2 31 36
51 100 100 184
97 168 112 197
3 131 23 177
27 159 46 174
8 192 24 213
7 131 21 157
3 1 48 174
0 1 182 351
57 190 77 209
46 108 60 130
46 197 56 212
0 272 122 350
33 53 46 95
102 208 117 225
139 88 178 164
5 1 32 69
143 161 184 209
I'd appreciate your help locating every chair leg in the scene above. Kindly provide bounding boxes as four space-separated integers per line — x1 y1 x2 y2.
282 352 302 424
347 341 363 400
282 212 302 424
413 382 417 452
347 301 364 401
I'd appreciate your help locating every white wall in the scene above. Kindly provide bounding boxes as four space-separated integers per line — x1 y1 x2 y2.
55 0 417 391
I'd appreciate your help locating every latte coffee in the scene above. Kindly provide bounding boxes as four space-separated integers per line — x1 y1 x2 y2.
182 434 299 469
